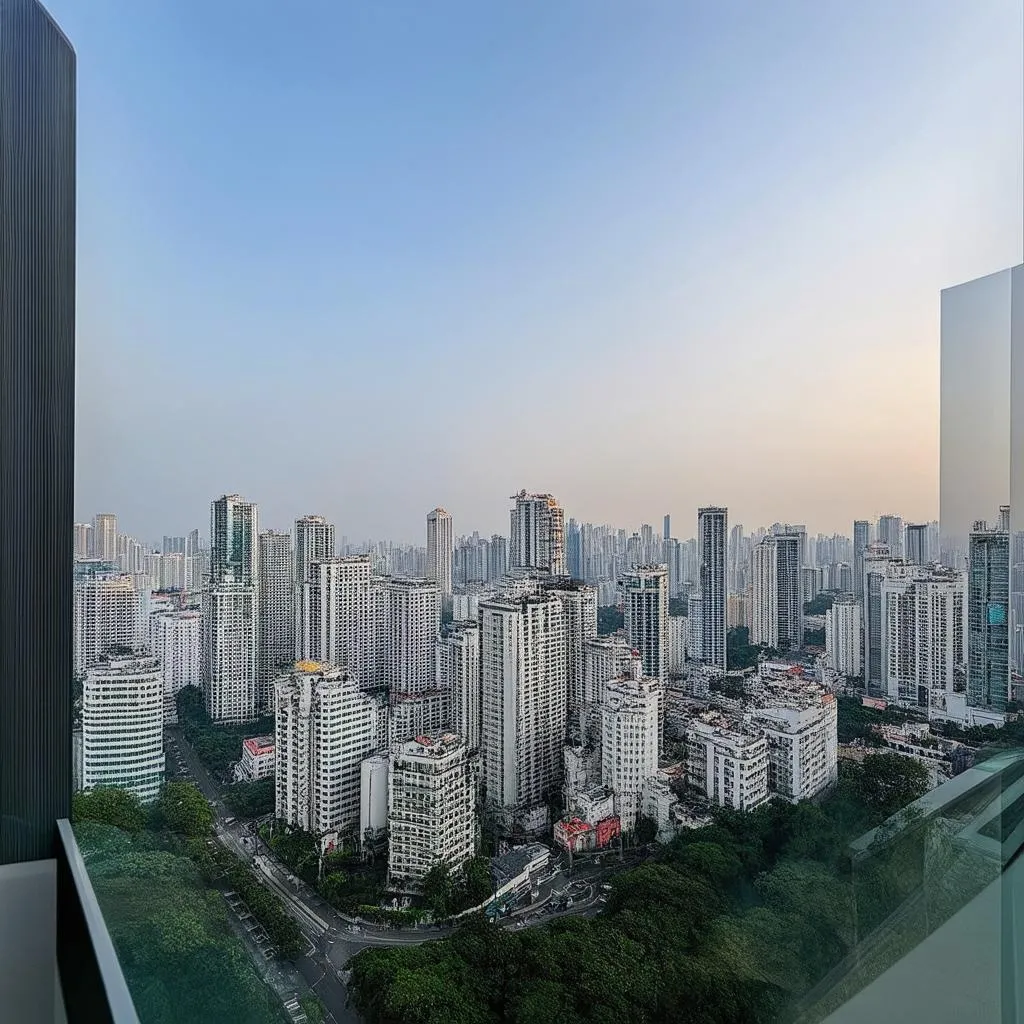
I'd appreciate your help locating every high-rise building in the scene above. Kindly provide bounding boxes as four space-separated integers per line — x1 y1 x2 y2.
967 520 1010 722
600 668 662 830
295 515 335 657
0 0 77 866
619 565 668 681
92 513 118 562
210 494 258 586
149 608 201 724
387 734 478 892
825 598 862 677
81 651 165 805
509 490 566 576
73 523 92 560
941 267 1024 689
877 515 904 560
697 507 728 670
546 579 598 718
204 494 259 722
566 519 583 580
426 508 454 605
750 531 803 652
881 566 964 708
300 556 375 685
274 663 381 836
73 573 140 678
479 591 566 813
437 621 481 750
295 515 336 586
905 523 929 566
862 542 895 694
258 530 295 711
853 520 871 605
380 577 440 695
663 515 671 541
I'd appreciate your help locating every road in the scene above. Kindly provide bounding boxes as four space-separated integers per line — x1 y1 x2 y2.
166 727 628 1018
166 730 364 1024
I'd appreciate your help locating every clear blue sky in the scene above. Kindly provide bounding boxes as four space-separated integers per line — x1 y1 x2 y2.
58 0 1022 543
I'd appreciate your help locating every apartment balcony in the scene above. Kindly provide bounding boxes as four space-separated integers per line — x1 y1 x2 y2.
1 820 139 1023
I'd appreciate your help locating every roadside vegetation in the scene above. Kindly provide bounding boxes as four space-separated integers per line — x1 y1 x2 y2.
348 755 936 1024
72 784 287 1023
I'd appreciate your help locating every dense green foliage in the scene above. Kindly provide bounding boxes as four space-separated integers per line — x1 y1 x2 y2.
225 777 276 818
726 626 770 670
349 756 935 1024
422 858 494 918
804 627 825 646
835 695 917 744
597 605 624 635
73 786 147 834
299 996 326 1024
803 593 836 615
158 780 215 837
176 686 274 781
72 818 282 1024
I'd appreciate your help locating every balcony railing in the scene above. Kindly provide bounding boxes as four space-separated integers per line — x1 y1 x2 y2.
56 818 141 1024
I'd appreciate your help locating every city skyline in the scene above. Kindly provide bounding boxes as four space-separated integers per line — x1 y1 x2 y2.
55 0 1023 540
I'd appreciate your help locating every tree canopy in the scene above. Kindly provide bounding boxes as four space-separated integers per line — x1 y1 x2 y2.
159 781 214 838
349 755 935 1024
73 786 147 835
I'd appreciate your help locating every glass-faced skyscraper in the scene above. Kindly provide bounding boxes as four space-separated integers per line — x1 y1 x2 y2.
0 0 76 864
940 266 1024 712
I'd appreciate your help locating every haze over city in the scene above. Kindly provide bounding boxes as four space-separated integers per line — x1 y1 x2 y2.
64 0 1023 540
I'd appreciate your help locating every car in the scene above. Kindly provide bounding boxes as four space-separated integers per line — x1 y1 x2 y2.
600 883 612 892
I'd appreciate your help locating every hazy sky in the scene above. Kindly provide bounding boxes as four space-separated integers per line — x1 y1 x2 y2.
59 0 1022 544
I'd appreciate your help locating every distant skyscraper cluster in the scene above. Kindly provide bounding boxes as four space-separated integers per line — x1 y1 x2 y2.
71 260 1023 879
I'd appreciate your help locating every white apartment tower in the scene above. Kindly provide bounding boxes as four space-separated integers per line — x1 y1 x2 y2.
753 689 838 802
547 579 599 716
387 734 478 892
204 494 259 723
825 598 862 677
619 565 668 681
82 651 165 804
149 608 202 724
751 531 804 652
274 663 381 836
881 566 965 708
698 507 728 670
437 621 482 749
73 573 140 678
92 513 118 562
301 556 375 685
685 718 770 811
380 577 440 695
509 490 566 576
294 515 335 658
73 522 92 560
258 530 295 712
600 668 663 830
479 591 567 812
426 508 454 604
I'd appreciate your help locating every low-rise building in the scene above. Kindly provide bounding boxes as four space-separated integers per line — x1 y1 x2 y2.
387 733 478 892
235 735 275 782
491 843 550 904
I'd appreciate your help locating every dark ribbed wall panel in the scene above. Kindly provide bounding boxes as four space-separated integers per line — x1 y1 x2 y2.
0 0 76 864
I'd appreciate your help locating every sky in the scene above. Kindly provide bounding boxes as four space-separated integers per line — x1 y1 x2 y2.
57 0 1023 544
